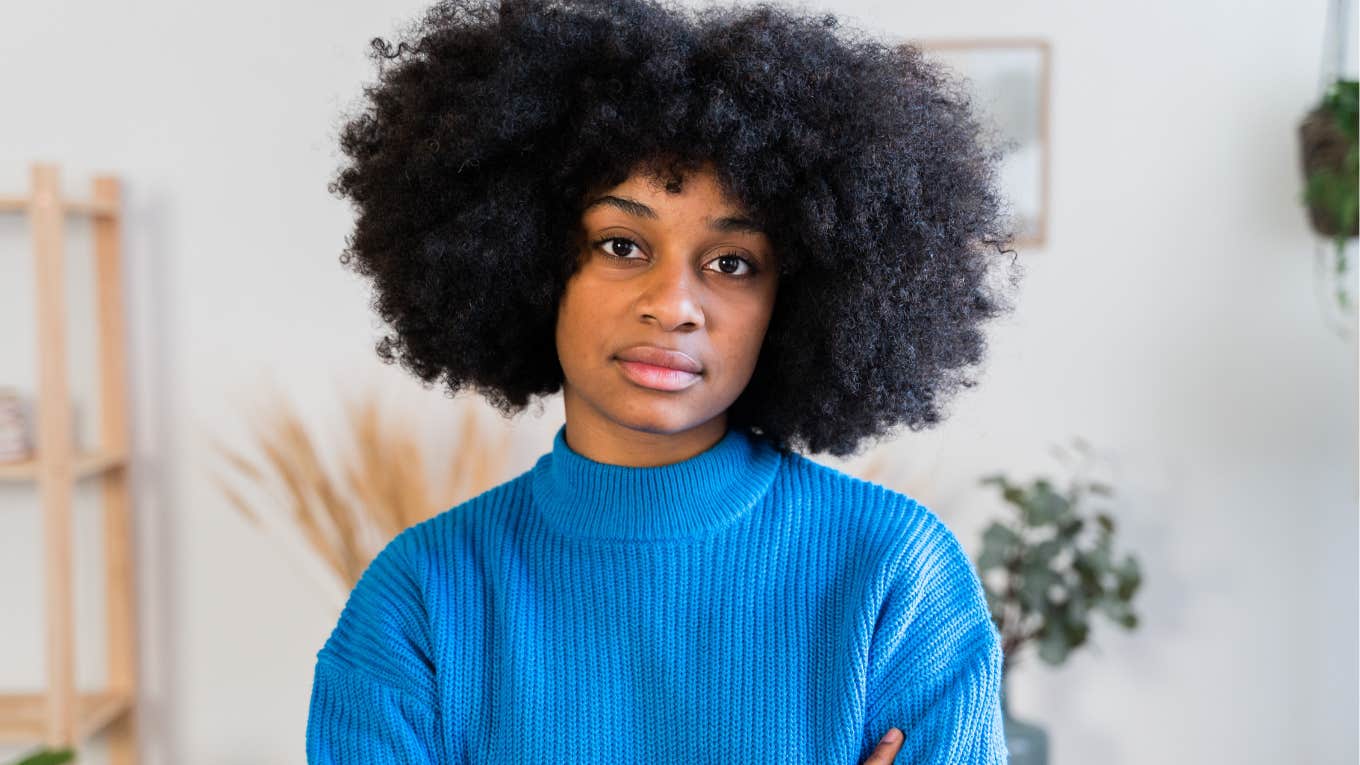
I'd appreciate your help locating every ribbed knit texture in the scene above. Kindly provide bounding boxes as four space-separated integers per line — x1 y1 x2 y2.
306 423 1007 764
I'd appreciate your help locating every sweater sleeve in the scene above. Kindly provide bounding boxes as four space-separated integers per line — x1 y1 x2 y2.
306 659 444 764
860 510 1008 764
305 529 446 764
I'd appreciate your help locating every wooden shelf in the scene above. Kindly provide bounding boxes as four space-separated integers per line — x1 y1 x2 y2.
0 449 128 482
0 691 133 745
0 193 118 219
1 162 140 761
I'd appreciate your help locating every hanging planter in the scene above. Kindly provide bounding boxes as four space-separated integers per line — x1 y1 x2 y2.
1298 77 1358 310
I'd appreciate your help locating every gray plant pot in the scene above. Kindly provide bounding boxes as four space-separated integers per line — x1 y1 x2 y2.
1001 674 1050 765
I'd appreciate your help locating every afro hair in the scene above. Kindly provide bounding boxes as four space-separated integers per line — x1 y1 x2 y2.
328 0 1022 458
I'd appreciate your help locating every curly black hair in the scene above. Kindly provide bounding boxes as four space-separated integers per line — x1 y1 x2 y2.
328 0 1021 458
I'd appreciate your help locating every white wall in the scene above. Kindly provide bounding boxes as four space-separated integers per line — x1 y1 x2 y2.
0 0 1354 763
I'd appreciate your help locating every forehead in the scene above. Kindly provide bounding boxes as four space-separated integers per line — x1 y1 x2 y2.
580 167 766 237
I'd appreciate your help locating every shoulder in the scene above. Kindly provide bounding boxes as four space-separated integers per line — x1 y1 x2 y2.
773 449 984 614
776 448 919 510
774 449 957 559
394 466 536 569
319 469 533 663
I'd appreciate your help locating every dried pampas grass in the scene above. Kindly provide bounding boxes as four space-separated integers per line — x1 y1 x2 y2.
209 384 512 602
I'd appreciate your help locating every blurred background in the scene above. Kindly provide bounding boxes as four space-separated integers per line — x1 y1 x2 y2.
0 0 1356 763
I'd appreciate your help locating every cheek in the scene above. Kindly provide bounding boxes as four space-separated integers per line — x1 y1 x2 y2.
554 289 579 356
713 310 773 378
555 278 608 360
730 295 778 376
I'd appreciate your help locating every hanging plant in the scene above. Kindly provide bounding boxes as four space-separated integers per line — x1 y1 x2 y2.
1298 77 1359 305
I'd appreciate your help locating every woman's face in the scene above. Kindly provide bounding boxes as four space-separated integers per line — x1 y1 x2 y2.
555 163 779 461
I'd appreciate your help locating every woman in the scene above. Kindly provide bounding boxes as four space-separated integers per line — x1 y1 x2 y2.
307 0 1021 762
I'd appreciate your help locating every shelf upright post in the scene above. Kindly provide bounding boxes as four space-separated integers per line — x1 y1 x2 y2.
30 162 77 750
92 172 139 765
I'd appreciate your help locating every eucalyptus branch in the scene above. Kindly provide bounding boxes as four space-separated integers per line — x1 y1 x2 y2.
976 438 1143 676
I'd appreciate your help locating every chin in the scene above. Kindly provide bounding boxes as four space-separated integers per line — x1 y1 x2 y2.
609 411 696 436
617 398 735 433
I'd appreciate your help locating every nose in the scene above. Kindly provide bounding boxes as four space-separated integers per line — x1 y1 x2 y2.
635 255 705 331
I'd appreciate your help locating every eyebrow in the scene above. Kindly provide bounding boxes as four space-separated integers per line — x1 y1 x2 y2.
582 194 767 236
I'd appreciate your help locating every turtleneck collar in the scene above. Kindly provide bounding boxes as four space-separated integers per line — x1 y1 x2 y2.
530 422 783 542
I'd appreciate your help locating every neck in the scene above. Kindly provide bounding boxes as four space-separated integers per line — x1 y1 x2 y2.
559 387 729 467
530 421 783 542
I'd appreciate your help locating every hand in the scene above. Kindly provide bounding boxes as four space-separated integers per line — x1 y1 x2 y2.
861 727 903 764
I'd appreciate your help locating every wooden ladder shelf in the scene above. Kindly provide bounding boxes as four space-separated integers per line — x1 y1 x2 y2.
0 161 140 763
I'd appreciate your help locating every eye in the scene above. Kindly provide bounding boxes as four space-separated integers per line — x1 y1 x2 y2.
592 236 644 260
706 252 758 277
590 236 760 278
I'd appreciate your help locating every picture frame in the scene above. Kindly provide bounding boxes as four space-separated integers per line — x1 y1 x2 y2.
907 38 1052 250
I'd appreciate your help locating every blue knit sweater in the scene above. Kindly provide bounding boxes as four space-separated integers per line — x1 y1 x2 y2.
306 423 1007 763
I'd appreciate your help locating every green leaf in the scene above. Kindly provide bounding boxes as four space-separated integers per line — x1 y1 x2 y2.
1064 590 1088 623
1086 482 1114 496
1098 596 1130 624
1029 537 1064 565
977 543 1007 571
1084 543 1111 572
1066 617 1090 649
978 473 1007 488
13 749 77 765
1020 484 1068 526
1002 486 1027 508
982 522 1022 551
1057 517 1084 540
1324 79 1359 139
1019 570 1053 613
1115 555 1142 599
1037 629 1070 665
1078 574 1103 601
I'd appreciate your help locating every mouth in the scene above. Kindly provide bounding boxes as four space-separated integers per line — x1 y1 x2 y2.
614 358 703 392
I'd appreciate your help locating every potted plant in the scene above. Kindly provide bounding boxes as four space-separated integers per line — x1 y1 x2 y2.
1298 77 1359 311
974 438 1143 765
5 748 75 765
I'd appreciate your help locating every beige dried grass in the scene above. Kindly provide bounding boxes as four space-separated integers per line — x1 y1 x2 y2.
209 385 512 593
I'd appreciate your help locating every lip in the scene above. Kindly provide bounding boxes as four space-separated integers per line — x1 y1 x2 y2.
612 345 704 392
613 345 704 374
615 359 703 391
